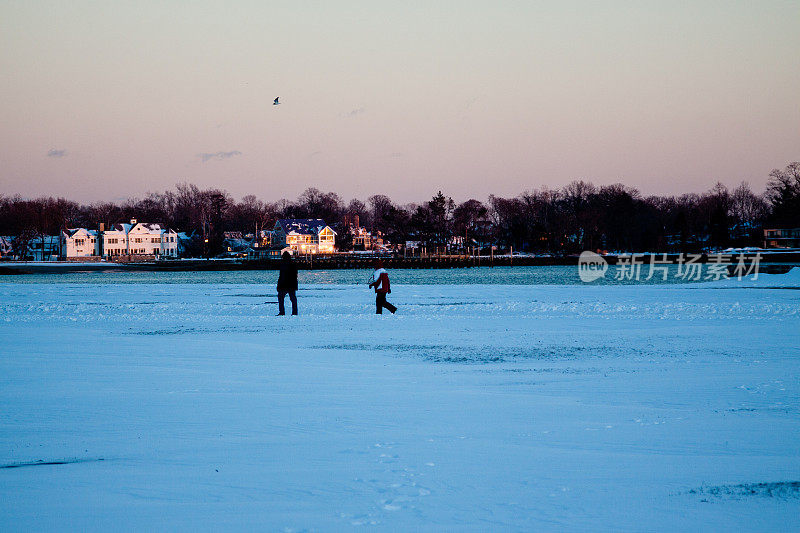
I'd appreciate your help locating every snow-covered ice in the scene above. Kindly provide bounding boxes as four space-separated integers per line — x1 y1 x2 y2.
1 269 799 530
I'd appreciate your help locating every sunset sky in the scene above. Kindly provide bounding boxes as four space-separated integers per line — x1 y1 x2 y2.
1 1 798 204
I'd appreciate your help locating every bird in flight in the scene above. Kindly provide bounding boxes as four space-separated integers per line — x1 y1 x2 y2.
273 97 280 105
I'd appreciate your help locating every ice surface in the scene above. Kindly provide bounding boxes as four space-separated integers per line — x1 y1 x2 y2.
1 270 799 530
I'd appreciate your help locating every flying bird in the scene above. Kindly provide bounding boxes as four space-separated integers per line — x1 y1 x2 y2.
273 97 280 105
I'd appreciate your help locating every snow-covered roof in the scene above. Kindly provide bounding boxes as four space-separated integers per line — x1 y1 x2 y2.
107 223 133 234
130 222 173 234
63 228 98 238
224 237 253 252
276 219 337 236
99 222 176 237
27 235 60 247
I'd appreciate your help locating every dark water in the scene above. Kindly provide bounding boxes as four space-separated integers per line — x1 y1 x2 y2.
0 265 740 285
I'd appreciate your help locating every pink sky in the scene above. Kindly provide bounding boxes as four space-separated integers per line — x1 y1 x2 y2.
1 1 798 204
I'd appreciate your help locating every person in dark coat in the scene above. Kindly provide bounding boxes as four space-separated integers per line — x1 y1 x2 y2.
368 259 397 314
276 251 298 315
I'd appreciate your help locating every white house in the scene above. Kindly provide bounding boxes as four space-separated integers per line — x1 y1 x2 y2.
127 221 178 257
274 219 336 254
102 221 134 257
101 219 179 259
61 228 101 258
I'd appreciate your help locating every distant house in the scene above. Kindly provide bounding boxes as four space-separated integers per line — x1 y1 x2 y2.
764 228 800 248
730 222 758 242
247 244 293 260
176 232 194 257
103 219 179 259
274 219 336 254
346 215 384 251
246 230 283 259
102 221 134 257
0 236 14 259
61 228 100 259
127 221 178 258
223 233 253 255
27 236 61 261
258 230 275 247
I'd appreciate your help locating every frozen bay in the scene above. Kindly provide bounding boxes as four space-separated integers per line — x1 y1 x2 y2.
1 271 799 531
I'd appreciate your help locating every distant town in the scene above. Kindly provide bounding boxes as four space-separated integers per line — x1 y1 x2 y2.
1 162 798 262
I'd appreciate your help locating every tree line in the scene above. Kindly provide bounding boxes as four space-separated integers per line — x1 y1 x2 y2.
1 162 798 255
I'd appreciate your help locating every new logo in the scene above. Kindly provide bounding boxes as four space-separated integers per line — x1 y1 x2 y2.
578 251 608 282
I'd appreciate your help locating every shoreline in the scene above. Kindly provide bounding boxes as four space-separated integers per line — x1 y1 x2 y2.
2 251 799 275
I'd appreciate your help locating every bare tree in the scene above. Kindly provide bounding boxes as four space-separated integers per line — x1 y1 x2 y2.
766 162 800 226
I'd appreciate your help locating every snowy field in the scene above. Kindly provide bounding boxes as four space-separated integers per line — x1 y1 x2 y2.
1 270 799 531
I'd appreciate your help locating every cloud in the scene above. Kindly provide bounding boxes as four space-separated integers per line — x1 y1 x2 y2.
47 149 67 158
198 151 242 162
346 107 365 117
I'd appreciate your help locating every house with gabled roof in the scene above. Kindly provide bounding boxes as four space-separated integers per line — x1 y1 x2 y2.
61 228 100 258
344 214 385 251
274 219 336 254
27 235 61 261
127 220 179 258
101 219 178 259
102 221 134 258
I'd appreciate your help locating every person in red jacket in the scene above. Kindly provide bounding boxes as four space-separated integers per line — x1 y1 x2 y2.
368 259 397 314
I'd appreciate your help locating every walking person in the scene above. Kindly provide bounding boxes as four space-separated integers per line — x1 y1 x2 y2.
276 251 298 315
369 259 397 314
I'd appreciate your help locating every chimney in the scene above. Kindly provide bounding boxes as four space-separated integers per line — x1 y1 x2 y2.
130 218 137 225
354 214 360 228
98 223 105 232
